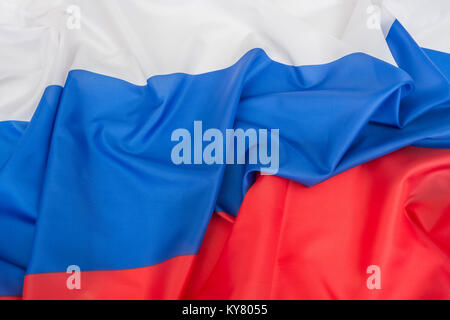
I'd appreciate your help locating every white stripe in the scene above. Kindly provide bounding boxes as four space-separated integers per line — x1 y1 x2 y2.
0 0 446 121
384 0 450 52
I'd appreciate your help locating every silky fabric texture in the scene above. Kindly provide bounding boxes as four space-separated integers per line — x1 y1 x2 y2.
0 0 395 121
188 146 450 299
0 18 450 297
19 146 450 299
0 1 449 298
216 20 450 215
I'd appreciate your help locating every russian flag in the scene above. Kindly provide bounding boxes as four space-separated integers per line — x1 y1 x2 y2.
0 0 449 299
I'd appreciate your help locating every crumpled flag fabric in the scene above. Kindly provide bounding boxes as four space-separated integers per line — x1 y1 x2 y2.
0 1 449 299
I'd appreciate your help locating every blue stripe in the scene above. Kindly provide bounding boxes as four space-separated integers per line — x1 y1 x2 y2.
0 121 28 168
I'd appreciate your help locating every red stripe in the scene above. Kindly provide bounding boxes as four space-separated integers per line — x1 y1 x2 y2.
192 146 450 299
23 255 196 299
